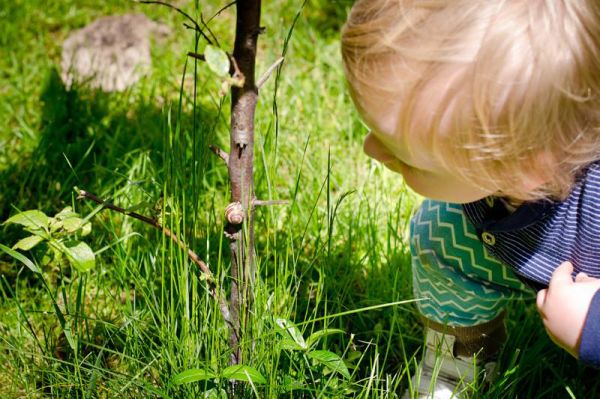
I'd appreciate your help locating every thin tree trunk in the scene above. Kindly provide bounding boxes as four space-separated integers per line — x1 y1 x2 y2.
227 0 261 366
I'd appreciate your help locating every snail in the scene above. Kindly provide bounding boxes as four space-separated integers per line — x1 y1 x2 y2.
225 202 244 225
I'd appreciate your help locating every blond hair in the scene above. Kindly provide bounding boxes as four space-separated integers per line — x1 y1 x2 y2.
342 0 600 201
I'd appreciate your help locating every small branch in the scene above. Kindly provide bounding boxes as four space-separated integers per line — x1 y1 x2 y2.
77 189 237 329
229 55 245 87
78 190 157 227
199 12 221 49
187 51 206 61
139 0 213 45
77 189 211 276
207 1 236 24
209 145 229 165
257 57 284 89
183 22 200 32
253 199 289 207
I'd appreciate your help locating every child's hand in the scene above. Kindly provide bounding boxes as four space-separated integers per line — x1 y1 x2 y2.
536 261 600 357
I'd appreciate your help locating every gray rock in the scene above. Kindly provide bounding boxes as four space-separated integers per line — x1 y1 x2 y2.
61 13 170 92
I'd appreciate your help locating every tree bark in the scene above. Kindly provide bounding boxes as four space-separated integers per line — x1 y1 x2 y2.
227 0 261 366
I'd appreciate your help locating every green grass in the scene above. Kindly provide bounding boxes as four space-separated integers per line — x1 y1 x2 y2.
0 0 598 397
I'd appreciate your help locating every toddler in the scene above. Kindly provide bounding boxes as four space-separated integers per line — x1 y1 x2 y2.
342 0 600 397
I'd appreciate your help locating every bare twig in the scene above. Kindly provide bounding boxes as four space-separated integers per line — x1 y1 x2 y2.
139 1 213 45
257 57 284 89
76 189 238 330
183 16 220 48
229 55 245 87
77 189 212 276
199 12 221 49
253 199 289 207
207 1 236 24
183 22 198 31
187 51 206 61
209 145 229 165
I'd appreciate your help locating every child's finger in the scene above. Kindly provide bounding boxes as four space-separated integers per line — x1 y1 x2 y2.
548 261 574 290
575 272 591 282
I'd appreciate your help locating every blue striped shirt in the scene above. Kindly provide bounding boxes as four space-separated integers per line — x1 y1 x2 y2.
462 160 600 366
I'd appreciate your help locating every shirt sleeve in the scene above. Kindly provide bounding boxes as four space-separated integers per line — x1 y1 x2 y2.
578 289 600 367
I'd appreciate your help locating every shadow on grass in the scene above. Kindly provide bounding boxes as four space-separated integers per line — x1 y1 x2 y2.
0 66 233 394
0 67 224 219
0 65 228 304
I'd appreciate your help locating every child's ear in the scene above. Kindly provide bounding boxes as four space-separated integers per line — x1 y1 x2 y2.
518 151 555 192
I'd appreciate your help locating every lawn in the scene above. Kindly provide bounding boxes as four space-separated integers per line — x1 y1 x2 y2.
0 0 597 397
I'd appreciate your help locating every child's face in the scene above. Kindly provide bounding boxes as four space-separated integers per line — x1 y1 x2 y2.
363 131 493 203
355 87 495 203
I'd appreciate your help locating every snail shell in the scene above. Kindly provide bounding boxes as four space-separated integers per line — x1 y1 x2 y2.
225 202 244 224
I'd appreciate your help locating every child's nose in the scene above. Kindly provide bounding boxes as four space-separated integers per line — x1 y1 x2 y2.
363 132 394 163
363 133 406 174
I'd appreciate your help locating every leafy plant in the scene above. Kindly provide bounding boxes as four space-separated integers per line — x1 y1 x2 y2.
275 317 350 376
172 364 267 386
170 317 353 395
2 206 95 272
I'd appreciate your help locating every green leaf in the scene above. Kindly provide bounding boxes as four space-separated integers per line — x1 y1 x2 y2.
203 388 228 399
306 328 346 348
222 365 266 385
49 217 63 233
41 249 53 266
204 45 230 77
63 217 85 233
275 318 307 350
171 368 216 385
63 241 95 272
49 294 77 352
0 243 41 274
12 235 45 251
61 217 91 236
4 210 49 230
281 376 305 393
52 246 64 263
307 350 351 379
80 222 92 237
278 337 303 351
62 320 77 351
55 207 77 220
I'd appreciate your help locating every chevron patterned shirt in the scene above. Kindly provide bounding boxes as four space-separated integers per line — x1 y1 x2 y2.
462 160 600 367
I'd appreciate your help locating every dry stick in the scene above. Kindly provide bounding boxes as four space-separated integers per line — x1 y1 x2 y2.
257 57 284 89
76 189 235 329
